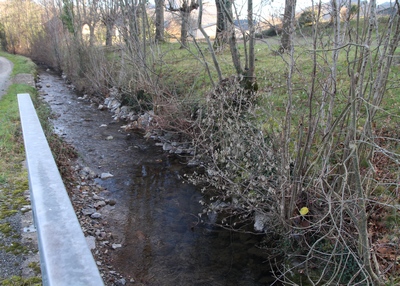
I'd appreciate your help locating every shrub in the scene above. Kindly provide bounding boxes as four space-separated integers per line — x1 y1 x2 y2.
298 10 314 27
255 27 280 38
189 76 284 234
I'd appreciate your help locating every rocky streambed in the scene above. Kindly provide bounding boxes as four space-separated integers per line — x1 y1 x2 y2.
37 69 275 286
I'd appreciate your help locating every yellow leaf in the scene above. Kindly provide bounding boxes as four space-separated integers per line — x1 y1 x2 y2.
300 207 309 216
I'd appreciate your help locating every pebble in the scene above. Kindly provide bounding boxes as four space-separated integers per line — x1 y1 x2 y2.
163 143 173 151
82 208 96 216
20 205 32 212
100 172 114 179
85 236 96 250
91 212 102 219
115 278 126 285
94 201 106 208
112 244 122 249
93 194 104 200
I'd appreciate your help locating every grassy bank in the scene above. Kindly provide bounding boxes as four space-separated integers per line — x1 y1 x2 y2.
0 52 36 217
0 52 41 285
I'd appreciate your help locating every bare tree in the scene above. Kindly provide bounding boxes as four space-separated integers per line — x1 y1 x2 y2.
213 0 228 50
99 0 119 46
0 0 44 54
224 0 242 74
191 0 400 284
167 0 199 48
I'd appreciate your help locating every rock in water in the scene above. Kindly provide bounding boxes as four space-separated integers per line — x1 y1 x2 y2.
101 172 114 179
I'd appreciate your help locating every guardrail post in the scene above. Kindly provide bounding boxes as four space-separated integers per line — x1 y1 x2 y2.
18 93 104 286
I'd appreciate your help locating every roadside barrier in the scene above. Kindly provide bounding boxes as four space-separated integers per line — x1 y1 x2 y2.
18 93 104 286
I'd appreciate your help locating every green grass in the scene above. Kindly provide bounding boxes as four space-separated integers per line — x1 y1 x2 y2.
28 262 41 276
0 54 36 222
0 223 12 236
0 84 35 189
0 52 42 285
0 276 41 286
0 51 37 77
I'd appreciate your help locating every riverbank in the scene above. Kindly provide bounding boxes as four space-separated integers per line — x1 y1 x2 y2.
0 55 126 285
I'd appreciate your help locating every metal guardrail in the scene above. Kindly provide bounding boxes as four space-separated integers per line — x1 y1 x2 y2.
18 93 104 286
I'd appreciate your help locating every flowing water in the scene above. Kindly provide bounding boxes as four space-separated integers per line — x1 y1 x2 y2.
39 69 276 285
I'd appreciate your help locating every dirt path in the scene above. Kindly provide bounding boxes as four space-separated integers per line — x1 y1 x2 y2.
0 57 13 100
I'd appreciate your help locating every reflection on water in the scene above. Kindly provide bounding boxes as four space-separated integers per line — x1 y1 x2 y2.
40 69 276 285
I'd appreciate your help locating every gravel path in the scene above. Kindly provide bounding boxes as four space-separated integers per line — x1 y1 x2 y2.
0 56 13 100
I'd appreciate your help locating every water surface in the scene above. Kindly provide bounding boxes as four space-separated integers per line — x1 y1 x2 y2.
39 69 275 285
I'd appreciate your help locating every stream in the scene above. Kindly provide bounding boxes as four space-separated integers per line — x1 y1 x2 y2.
38 69 276 285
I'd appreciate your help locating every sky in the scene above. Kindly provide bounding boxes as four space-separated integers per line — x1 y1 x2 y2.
250 0 390 10
154 0 392 22
231 0 391 20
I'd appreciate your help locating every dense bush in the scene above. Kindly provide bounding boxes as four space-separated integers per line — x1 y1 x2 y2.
189 76 285 234
298 10 314 27
255 26 280 38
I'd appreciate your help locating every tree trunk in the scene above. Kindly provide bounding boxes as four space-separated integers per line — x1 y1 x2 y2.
167 0 198 48
180 7 190 48
246 0 255 81
155 0 165 42
213 0 227 50
89 23 95 46
105 17 114 46
281 0 296 52
226 0 242 74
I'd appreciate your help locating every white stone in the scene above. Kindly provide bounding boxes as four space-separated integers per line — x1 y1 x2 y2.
254 211 269 232
93 194 104 200
163 143 172 151
101 172 114 179
85 236 96 250
91 212 102 219
82 208 96 216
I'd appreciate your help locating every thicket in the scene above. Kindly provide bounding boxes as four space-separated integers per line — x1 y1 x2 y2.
1 0 400 284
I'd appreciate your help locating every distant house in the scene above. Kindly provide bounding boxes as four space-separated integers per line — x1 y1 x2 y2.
233 19 251 30
161 2 254 41
377 2 398 15
163 1 218 40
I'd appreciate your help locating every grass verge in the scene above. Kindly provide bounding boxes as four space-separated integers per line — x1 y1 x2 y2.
0 52 41 285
